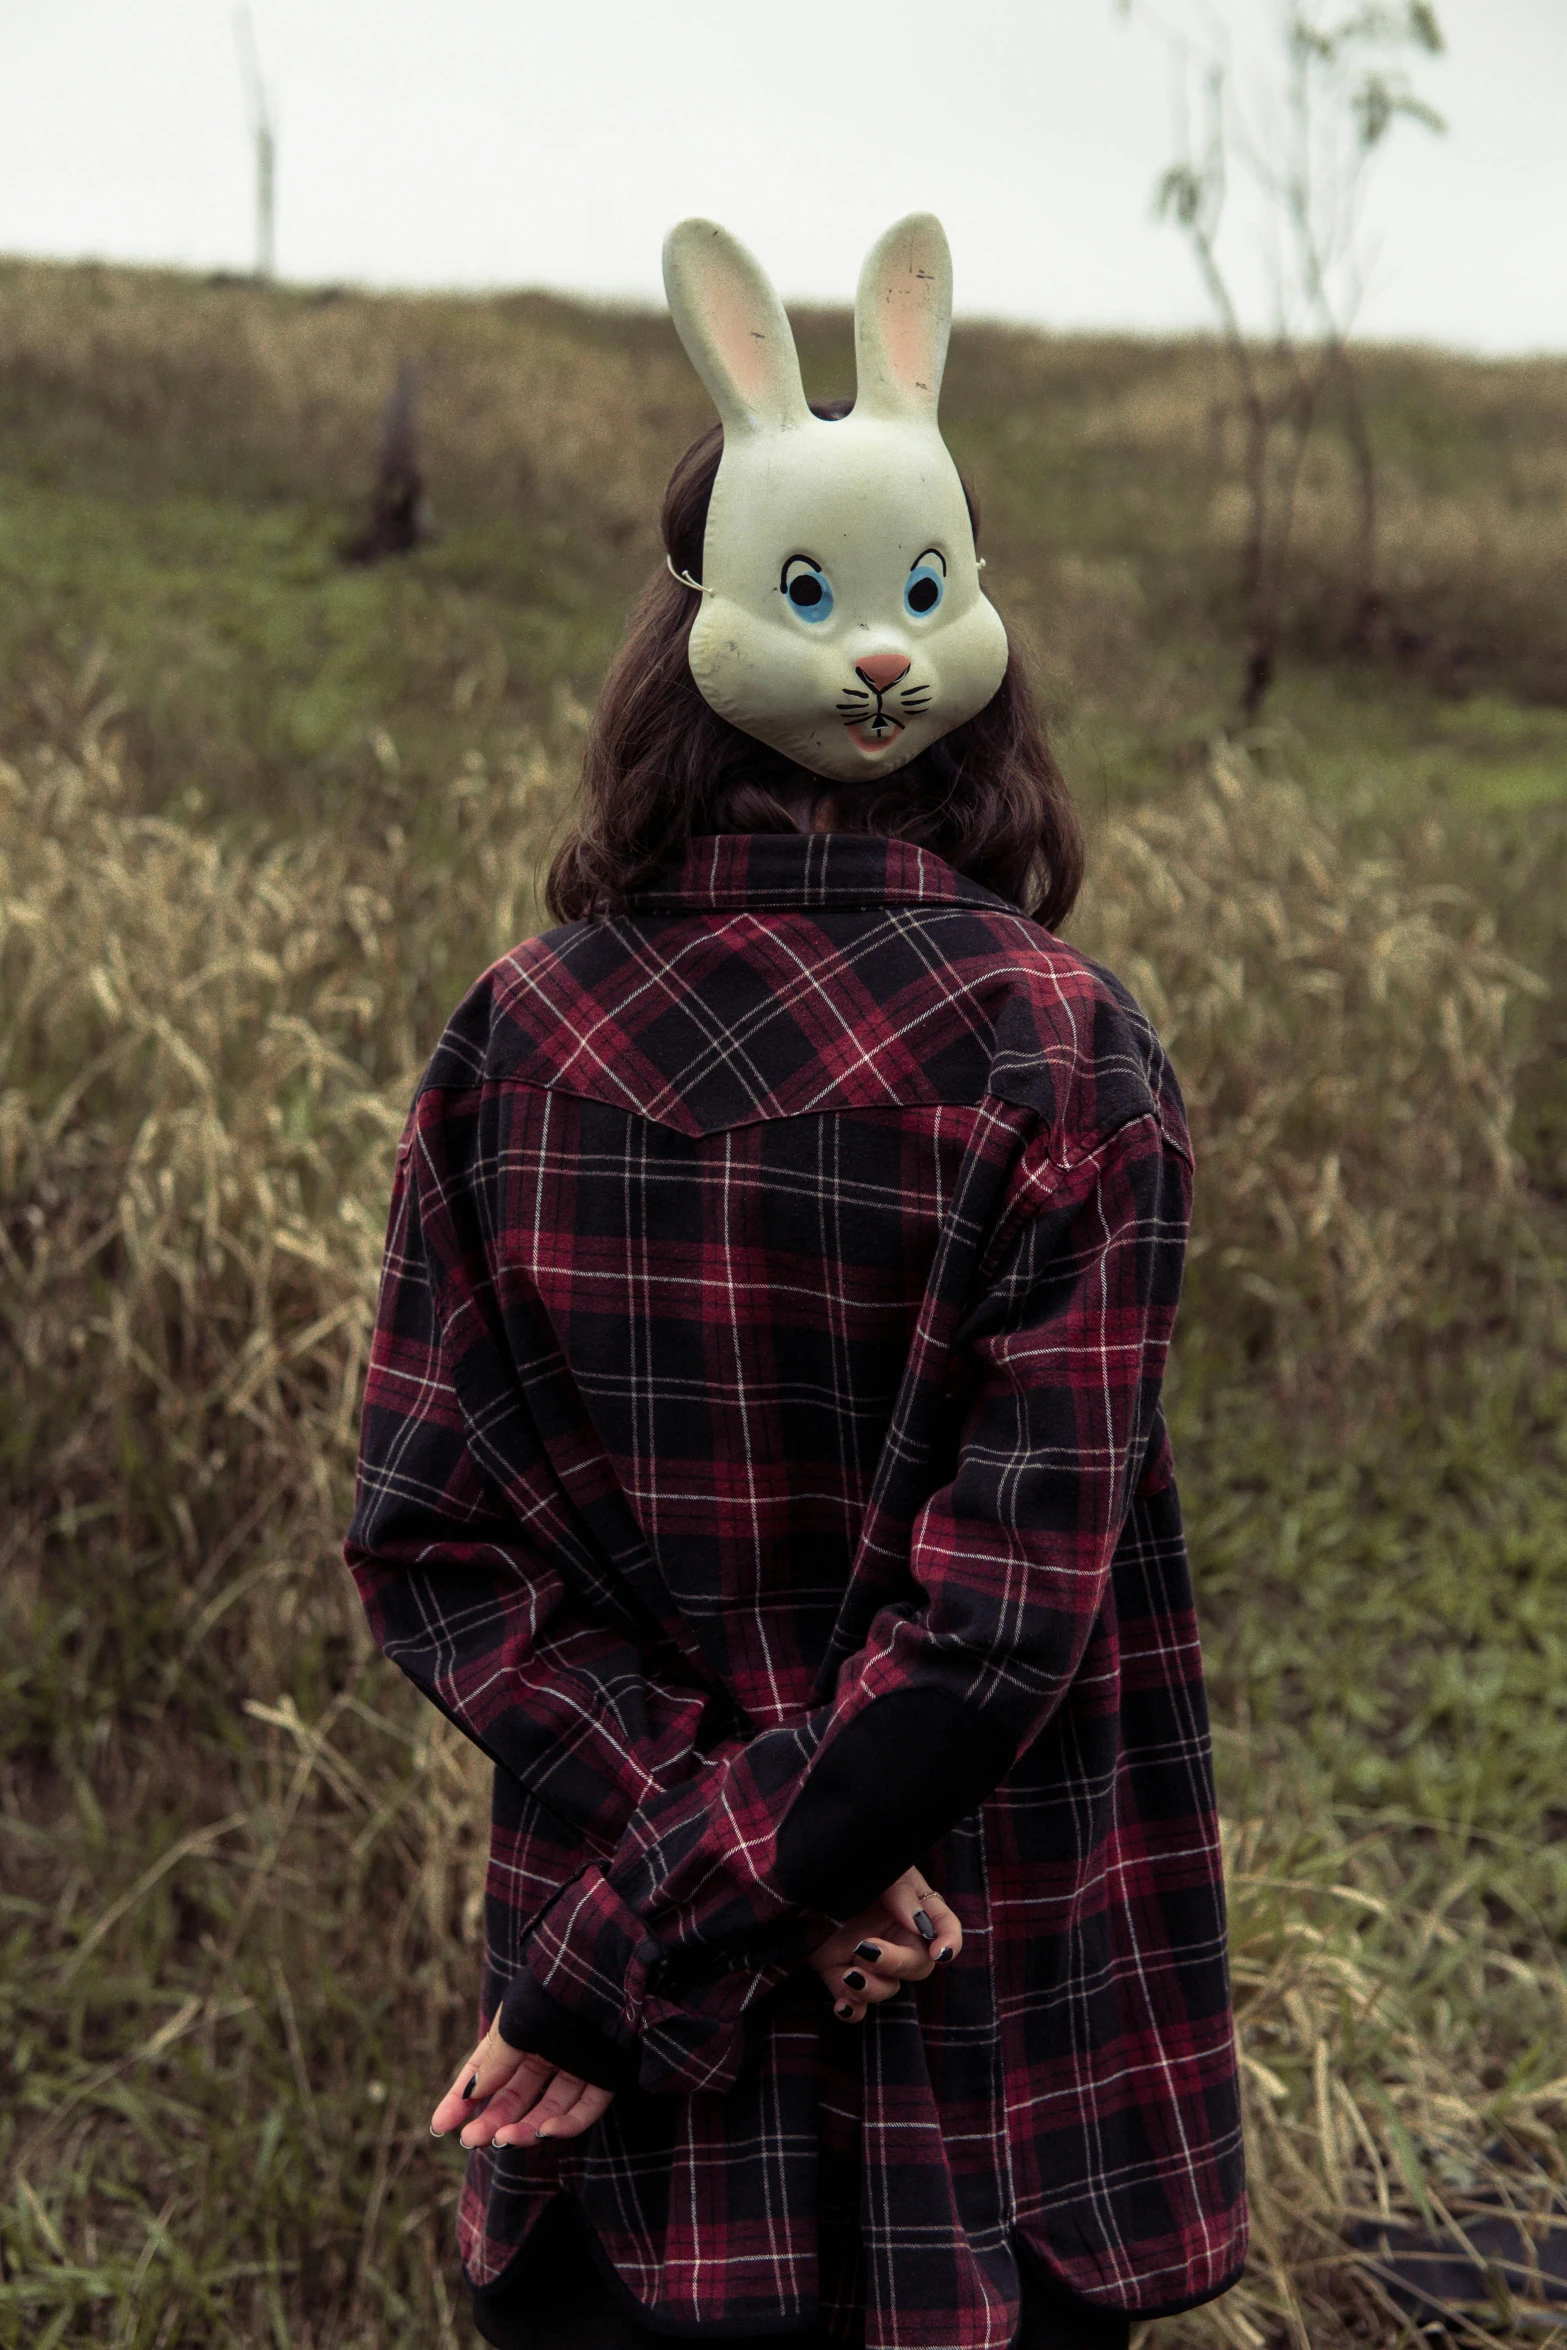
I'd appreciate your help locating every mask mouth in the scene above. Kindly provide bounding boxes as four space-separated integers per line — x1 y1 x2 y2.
846 716 905 755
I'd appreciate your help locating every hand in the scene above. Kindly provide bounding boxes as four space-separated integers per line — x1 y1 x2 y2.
807 1866 963 2023
429 2008 615 2150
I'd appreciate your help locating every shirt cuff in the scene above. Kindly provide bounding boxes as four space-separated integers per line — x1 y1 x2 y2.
495 1968 640 2092
519 1863 826 2098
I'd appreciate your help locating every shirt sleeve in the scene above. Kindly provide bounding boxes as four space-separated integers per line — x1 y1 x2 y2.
344 1129 749 2090
512 1106 1193 2095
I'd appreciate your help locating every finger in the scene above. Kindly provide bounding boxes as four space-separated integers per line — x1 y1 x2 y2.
917 1885 963 1964
490 2068 587 2150
475 2011 537 2093
841 1936 931 1983
838 1964 902 2007
808 1908 925 1978
429 2037 489 2138
534 2083 615 2143
830 1989 867 2024
883 1866 960 1949
460 2058 563 2152
453 2020 556 2152
447 2040 486 2093
882 1872 962 1970
458 2059 554 2148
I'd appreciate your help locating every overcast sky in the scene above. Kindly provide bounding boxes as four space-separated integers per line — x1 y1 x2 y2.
0 0 1561 352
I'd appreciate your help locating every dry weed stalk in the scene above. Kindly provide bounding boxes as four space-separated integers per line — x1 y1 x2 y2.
1171 1807 1567 2347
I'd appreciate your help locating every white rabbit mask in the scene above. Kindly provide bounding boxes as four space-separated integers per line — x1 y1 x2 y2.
662 213 1009 787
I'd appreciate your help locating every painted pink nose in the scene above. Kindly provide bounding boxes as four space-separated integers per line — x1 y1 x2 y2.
855 653 912 692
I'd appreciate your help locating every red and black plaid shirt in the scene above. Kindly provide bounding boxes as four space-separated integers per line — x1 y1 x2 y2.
346 833 1246 2349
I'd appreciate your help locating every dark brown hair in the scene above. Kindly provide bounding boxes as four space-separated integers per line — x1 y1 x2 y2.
545 411 1084 930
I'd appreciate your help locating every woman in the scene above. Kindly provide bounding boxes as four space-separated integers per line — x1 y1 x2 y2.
346 215 1246 2350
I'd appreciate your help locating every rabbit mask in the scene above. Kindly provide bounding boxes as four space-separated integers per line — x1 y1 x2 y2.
662 213 1009 786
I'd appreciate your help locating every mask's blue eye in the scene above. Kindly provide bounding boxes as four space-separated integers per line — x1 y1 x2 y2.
904 550 946 618
781 557 834 623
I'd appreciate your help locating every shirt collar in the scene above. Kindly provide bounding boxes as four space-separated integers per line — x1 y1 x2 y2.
622 833 1016 916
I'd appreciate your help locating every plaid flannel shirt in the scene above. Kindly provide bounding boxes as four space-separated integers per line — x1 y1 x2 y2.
346 833 1246 2350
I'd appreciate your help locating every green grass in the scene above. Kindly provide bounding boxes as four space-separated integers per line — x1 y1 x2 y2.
1 260 1565 2348
0 477 617 829
1180 1366 1567 1871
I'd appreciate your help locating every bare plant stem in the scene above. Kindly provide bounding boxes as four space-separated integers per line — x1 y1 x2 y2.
1333 350 1383 653
1179 172 1286 719
1149 3 1444 715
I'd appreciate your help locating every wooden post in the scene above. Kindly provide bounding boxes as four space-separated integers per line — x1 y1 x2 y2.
345 364 435 563
234 9 276 281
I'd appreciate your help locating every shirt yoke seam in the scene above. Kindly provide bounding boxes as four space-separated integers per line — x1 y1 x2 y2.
413 1068 1186 1157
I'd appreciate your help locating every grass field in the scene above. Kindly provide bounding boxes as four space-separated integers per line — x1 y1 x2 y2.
1 261 1565 2349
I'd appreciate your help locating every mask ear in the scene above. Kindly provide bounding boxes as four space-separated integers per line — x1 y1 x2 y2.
663 218 810 439
853 212 952 424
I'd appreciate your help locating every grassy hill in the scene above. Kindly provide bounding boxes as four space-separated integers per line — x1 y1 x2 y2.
1 261 1565 2349
2 258 1566 825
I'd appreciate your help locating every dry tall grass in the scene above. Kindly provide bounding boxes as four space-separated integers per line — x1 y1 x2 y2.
1 679 556 2344
0 260 707 546
3 675 1563 2345
1078 745 1547 1380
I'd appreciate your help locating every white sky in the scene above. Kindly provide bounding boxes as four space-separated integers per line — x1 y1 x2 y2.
0 0 1561 352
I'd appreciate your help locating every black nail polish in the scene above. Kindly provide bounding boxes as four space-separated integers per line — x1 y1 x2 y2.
844 1969 867 1991
836 2000 855 2020
913 1908 936 1941
463 2074 478 2099
937 1945 954 1964
855 1941 882 1963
